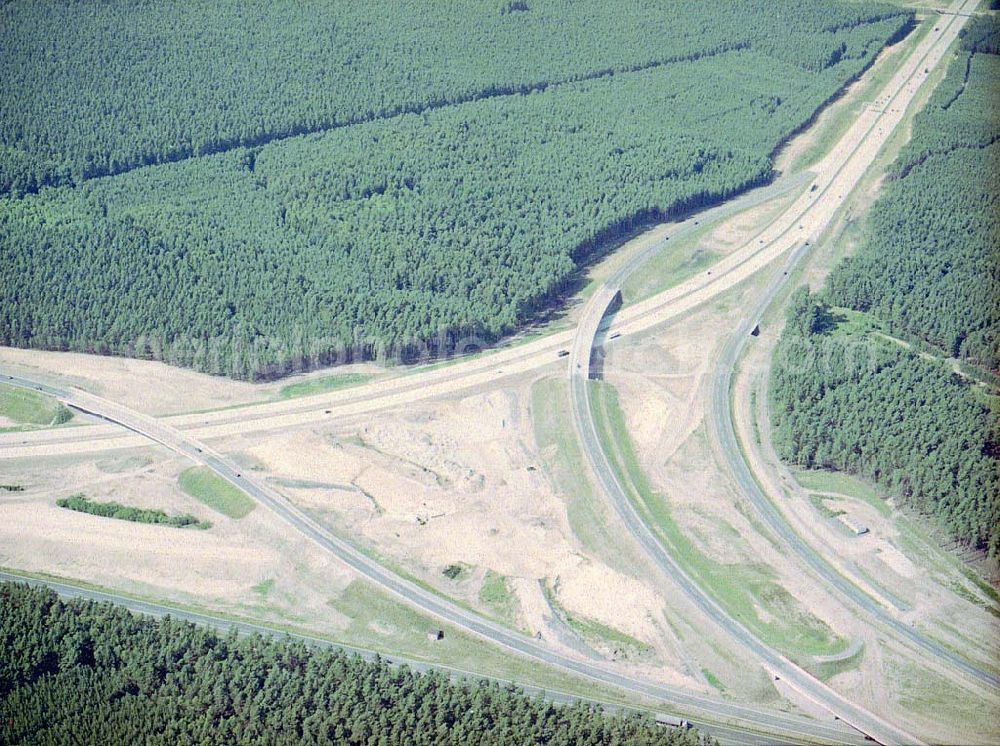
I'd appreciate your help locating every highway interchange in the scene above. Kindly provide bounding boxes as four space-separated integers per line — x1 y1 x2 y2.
0 1 991 743
0 378 872 746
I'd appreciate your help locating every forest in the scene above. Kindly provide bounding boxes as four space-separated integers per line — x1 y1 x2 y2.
770 18 999 557
0 1 911 379
0 0 910 197
825 21 1000 369
0 583 710 745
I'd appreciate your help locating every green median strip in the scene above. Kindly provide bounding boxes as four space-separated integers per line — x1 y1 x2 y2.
588 380 848 660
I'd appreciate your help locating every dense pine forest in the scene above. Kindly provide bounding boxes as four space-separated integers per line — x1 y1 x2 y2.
770 17 999 558
0 583 709 745
825 18 1000 369
0 0 911 197
0 1 910 379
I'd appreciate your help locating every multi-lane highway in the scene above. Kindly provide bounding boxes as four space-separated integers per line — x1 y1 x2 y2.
0 173 814 460
0 9 978 468
0 1 986 743
0 373 871 746
564 1 987 742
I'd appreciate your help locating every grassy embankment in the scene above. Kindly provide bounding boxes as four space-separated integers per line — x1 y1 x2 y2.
478 571 519 627
588 380 849 660
178 467 255 519
0 384 73 429
277 373 372 399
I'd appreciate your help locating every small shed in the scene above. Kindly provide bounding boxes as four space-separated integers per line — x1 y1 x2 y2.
427 629 444 642
839 515 869 536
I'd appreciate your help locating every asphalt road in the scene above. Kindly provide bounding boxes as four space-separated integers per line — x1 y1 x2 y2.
0 164 809 460
706 247 1000 694
0 373 869 746
0 570 788 746
568 245 924 746
565 2 986 742
0 1 984 742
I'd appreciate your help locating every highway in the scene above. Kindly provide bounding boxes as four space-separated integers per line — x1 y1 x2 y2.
564 1 985 743
0 1 983 742
706 230 1000 693
0 0 975 463
0 173 816 460
0 570 787 746
568 245 924 746
0 373 869 746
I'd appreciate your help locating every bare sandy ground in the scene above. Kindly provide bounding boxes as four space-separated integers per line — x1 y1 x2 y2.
604 272 999 741
0 451 356 634
605 292 862 640
221 374 716 688
0 347 273 415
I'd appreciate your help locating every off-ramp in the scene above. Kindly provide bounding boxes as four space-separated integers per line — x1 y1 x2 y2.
566 1 985 742
0 373 869 746
0 1 984 742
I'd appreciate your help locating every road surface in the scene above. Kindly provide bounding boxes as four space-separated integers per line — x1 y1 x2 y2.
706 236 1000 693
565 1 984 742
569 245 923 746
0 373 869 746
0 173 814 460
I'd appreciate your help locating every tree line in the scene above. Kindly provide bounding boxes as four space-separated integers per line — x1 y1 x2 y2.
0 3 911 380
0 582 711 745
56 494 211 530
770 17 999 557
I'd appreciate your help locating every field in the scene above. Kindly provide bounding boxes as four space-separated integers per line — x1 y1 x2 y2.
0 1 910 379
